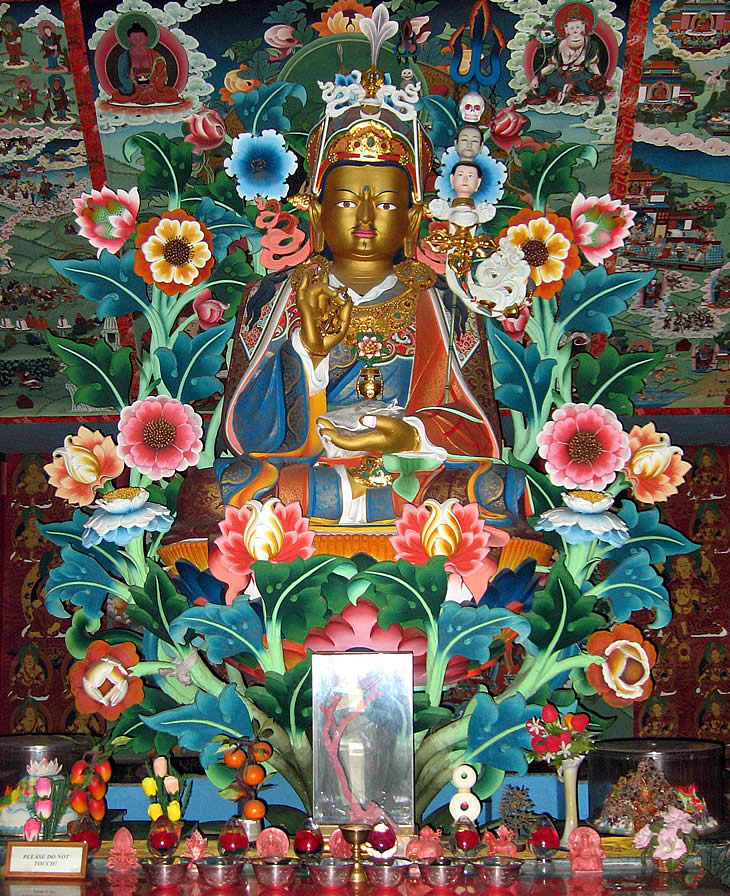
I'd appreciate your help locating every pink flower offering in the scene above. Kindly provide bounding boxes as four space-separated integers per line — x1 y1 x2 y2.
570 193 636 266
117 396 203 481
73 186 139 256
536 402 630 491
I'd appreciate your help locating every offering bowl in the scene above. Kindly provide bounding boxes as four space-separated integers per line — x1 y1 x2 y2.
196 856 246 888
252 857 297 889
309 858 354 888
140 858 190 887
474 856 523 889
418 858 465 889
363 857 411 888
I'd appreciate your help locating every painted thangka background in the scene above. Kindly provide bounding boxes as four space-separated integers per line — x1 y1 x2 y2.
0 0 728 418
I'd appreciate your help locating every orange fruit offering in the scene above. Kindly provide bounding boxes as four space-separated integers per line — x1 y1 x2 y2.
243 798 266 820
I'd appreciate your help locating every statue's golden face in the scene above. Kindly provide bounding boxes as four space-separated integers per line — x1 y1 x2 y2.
319 164 411 264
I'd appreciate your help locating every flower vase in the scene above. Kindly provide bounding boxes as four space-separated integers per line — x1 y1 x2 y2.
558 756 583 848
652 857 686 874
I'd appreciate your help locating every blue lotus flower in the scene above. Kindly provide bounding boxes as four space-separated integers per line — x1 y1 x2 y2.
535 490 629 548
82 487 173 547
224 128 298 201
435 146 507 204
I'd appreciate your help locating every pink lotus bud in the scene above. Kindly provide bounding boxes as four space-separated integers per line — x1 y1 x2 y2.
24 817 42 841
35 799 54 819
152 756 168 777
35 777 53 798
163 775 180 796
193 289 229 330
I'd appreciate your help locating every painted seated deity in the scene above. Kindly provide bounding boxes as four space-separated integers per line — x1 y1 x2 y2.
172 65 537 567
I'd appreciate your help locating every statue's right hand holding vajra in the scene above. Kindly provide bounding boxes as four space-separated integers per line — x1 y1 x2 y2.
296 264 353 361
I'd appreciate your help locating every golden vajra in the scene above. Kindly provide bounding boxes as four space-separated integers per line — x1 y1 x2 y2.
425 225 497 278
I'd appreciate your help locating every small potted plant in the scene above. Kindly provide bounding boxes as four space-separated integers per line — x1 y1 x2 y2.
142 755 192 827
633 807 698 873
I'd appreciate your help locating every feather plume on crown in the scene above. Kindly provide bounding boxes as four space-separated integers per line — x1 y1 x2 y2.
306 4 432 202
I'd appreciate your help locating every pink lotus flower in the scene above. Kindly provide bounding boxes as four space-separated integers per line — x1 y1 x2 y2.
390 499 510 600
623 422 690 504
209 499 316 601
35 777 53 798
152 756 168 777
117 397 203 481
536 403 630 491
35 798 53 819
184 108 226 154
489 105 528 153
73 186 139 256
193 289 229 330
303 599 470 687
263 24 302 60
570 193 636 266
24 817 42 841
44 426 124 506
499 304 530 342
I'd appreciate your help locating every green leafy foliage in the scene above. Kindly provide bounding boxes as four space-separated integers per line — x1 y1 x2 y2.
156 319 235 403
209 249 255 318
573 346 664 416
245 661 313 735
466 692 539 775
45 545 123 619
350 557 448 631
195 197 262 260
233 81 307 134
110 688 180 756
51 250 150 319
526 558 606 652
123 132 193 198
416 95 459 157
144 684 253 755
612 501 699 564
557 267 657 335
516 143 597 209
487 319 556 423
46 333 132 410
127 564 189 645
170 596 265 665
588 549 671 629
254 555 356 643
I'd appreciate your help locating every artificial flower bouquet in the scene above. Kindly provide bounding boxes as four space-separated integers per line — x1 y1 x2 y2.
525 704 595 770
633 807 698 872
142 755 192 823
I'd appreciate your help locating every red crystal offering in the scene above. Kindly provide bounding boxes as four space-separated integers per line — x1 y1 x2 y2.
528 815 560 860
147 816 179 861
449 815 480 858
218 816 249 858
69 814 102 853
294 818 324 859
368 820 397 856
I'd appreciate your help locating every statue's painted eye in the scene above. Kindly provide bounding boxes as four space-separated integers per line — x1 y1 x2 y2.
376 202 397 211
335 200 357 208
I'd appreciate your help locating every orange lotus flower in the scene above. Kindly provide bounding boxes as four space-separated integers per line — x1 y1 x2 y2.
134 209 215 297
586 623 657 707
44 427 124 506
503 208 580 299
312 0 373 35
623 423 691 504
69 641 144 721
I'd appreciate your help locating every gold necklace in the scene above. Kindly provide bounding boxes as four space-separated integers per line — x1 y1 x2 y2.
345 260 437 345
